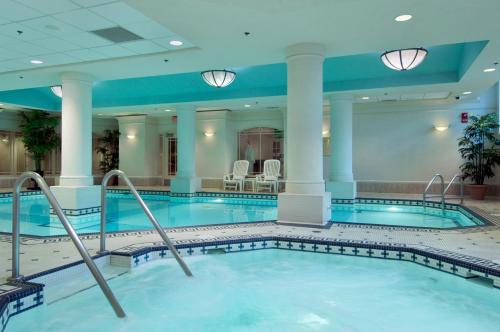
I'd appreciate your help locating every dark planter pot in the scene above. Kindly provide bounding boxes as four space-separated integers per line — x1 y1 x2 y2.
466 184 488 200
109 175 119 186
28 170 44 190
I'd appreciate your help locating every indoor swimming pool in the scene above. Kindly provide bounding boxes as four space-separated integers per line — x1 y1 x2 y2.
0 194 483 236
7 250 500 332
0 194 277 236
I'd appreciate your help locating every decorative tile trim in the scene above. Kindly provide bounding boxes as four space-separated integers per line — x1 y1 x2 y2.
2 233 500 331
111 235 500 279
49 206 101 216
0 190 42 199
0 282 44 332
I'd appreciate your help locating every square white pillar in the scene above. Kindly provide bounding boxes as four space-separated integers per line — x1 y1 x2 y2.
170 177 201 194
326 181 357 199
51 185 101 211
278 192 331 225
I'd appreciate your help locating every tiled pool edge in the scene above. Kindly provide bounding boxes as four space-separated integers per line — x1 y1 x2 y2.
109 236 500 286
3 234 500 332
0 282 43 332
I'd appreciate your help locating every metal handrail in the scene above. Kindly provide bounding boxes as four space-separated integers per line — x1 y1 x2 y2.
444 173 464 204
423 174 445 211
9 172 125 318
100 170 193 277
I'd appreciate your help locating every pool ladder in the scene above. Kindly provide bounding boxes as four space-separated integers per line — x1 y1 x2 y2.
9 170 192 319
423 173 464 212
99 169 193 278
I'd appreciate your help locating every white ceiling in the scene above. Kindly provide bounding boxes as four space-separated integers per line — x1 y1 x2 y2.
0 0 192 72
0 0 498 109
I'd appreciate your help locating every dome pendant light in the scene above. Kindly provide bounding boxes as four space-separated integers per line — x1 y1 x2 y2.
50 85 63 98
380 48 428 71
201 69 236 88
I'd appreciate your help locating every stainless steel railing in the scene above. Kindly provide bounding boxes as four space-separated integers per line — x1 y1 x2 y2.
9 172 125 318
444 173 464 204
100 170 193 277
423 173 445 212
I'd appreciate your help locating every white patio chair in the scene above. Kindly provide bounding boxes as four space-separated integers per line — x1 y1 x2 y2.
223 160 249 191
255 159 280 193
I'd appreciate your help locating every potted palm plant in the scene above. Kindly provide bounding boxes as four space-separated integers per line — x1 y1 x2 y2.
19 110 60 189
95 130 120 185
458 113 500 200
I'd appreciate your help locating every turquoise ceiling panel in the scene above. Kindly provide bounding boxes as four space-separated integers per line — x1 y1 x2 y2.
0 40 488 110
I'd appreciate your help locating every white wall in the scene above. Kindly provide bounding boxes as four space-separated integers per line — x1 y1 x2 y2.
118 115 159 178
323 88 499 185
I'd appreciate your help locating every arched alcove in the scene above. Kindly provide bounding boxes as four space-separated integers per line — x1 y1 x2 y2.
238 127 284 175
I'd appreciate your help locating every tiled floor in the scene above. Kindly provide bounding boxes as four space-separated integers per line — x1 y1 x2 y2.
1 191 499 285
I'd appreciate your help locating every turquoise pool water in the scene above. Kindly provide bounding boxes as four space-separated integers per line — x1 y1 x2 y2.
0 195 277 236
7 250 500 332
0 195 481 236
332 203 479 228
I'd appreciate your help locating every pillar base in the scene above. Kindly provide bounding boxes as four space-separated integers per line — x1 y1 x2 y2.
50 185 101 211
326 181 357 199
171 177 201 194
277 192 331 225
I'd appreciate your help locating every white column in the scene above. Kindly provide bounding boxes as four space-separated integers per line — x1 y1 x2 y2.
326 95 356 199
171 106 200 193
51 72 100 210
278 43 331 225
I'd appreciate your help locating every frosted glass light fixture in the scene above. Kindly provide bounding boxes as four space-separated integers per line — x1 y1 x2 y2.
381 48 428 71
201 70 236 88
434 125 449 132
204 131 215 137
126 134 136 140
50 85 63 98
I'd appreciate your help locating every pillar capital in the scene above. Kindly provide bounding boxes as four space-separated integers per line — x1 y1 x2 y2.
285 43 325 60
328 94 353 103
60 71 93 84
175 104 197 112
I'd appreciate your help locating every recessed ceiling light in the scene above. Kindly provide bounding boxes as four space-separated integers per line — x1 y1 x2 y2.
30 59 43 64
484 68 496 72
169 40 183 46
361 96 370 100
244 104 251 108
395 14 412 22
462 91 472 95
164 109 172 112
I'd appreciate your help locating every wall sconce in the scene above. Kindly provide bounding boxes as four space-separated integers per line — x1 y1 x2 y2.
434 125 449 132
127 134 136 140
322 130 329 137
204 131 215 137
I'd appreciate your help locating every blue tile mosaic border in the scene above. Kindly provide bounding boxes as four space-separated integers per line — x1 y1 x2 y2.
0 282 43 332
114 235 500 280
2 233 500 332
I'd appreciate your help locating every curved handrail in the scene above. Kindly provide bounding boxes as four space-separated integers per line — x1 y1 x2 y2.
423 174 445 211
9 172 125 318
444 173 464 204
100 170 193 277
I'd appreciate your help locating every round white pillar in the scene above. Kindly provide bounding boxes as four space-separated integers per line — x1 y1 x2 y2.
171 105 200 193
278 43 331 225
285 43 325 195
176 107 196 178
51 72 100 212
326 94 356 199
329 95 354 182
59 72 93 186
